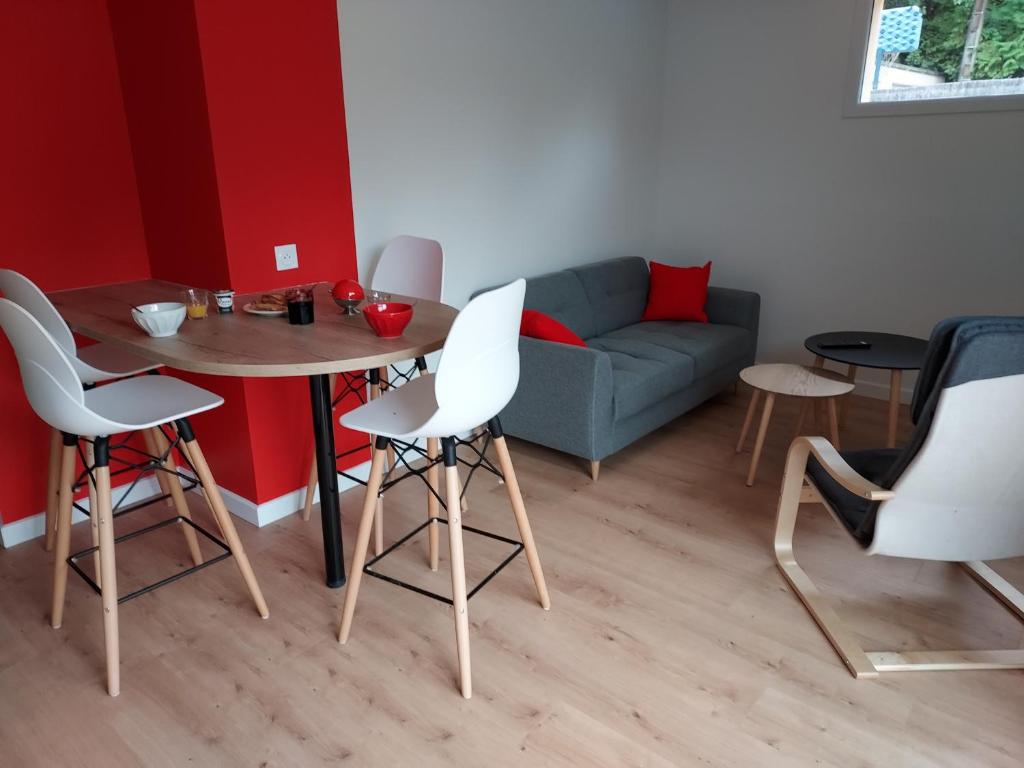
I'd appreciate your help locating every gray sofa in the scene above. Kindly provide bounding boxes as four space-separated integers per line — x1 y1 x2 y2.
481 257 760 476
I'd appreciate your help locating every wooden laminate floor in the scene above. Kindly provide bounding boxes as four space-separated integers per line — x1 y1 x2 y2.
1 388 1021 767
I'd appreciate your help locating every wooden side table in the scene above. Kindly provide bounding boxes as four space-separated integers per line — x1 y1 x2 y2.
736 364 854 486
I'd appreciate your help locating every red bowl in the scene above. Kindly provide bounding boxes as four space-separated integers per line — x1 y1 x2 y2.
363 302 413 338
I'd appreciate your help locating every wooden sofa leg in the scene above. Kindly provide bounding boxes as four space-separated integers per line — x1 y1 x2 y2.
590 460 600 482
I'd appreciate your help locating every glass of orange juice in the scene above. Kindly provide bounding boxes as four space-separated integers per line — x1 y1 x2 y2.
183 288 209 319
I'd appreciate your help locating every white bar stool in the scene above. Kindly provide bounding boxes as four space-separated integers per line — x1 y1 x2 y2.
336 279 550 699
0 269 164 550
0 298 268 697
301 236 445 556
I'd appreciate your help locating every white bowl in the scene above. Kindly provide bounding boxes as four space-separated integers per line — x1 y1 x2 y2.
132 302 186 338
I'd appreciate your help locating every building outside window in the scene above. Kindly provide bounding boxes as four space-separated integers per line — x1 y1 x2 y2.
852 0 1024 114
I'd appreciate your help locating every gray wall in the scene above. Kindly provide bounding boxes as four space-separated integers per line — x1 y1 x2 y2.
338 0 668 306
654 0 1024 397
338 0 1023 399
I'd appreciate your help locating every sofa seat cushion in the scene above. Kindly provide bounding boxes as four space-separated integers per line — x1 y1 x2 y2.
595 321 752 380
586 336 696 420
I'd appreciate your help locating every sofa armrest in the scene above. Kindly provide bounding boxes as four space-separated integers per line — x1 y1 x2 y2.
705 286 760 332
706 286 760 363
499 337 614 460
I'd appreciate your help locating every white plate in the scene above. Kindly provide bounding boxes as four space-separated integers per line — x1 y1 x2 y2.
243 302 286 317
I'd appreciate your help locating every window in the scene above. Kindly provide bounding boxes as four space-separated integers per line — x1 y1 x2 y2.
849 0 1024 115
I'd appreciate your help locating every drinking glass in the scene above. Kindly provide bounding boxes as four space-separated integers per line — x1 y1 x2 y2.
183 288 209 319
286 286 315 325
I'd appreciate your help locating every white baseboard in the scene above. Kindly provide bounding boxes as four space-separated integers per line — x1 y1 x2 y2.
206 459 373 528
0 458 375 549
0 476 163 549
849 377 914 404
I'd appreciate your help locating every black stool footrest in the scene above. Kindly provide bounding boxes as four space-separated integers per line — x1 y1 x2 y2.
67 515 232 605
363 517 524 605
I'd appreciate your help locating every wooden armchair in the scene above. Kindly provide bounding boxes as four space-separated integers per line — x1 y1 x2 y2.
774 317 1024 677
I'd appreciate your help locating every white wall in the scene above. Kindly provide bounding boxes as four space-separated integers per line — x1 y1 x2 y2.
654 0 1024 396
337 0 669 305
339 0 1023 399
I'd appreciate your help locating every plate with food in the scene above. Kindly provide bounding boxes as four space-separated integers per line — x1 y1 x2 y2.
243 293 287 317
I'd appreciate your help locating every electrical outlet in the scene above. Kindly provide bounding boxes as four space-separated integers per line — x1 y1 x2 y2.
275 243 298 271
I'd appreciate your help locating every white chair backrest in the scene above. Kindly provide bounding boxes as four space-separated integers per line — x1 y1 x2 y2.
370 236 444 302
0 299 121 437
871 372 1024 561
867 306 1024 566
0 269 121 385
428 279 525 435
0 269 76 355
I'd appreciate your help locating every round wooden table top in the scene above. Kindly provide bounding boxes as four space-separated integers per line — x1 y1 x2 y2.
740 363 854 398
50 280 458 377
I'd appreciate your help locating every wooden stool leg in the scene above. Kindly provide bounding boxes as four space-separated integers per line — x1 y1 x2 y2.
887 369 902 449
746 392 775 487
92 437 120 697
147 428 203 566
489 424 550 610
140 428 175 510
44 428 61 551
338 444 388 644
303 373 337 521
810 356 826 431
368 372 386 556
426 437 440 571
302 460 318 523
174 435 225 540
379 367 397 471
827 398 841 450
179 424 268 619
85 440 102 588
442 438 472 699
840 364 857 428
50 434 77 629
419 359 439 541
736 388 761 453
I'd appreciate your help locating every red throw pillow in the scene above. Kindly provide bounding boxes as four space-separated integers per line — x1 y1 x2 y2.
642 260 712 323
520 310 587 347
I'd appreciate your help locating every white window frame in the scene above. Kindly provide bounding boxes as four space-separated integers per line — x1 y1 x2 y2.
845 0 1024 118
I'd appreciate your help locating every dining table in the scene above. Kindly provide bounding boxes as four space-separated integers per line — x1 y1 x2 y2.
49 279 458 588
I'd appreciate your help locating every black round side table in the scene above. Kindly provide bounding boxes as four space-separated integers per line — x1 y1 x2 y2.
804 331 928 448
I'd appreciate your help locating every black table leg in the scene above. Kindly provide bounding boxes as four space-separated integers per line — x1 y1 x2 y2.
309 374 346 588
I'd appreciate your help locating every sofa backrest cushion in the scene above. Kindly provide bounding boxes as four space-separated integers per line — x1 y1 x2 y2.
522 269 595 340
569 257 650 337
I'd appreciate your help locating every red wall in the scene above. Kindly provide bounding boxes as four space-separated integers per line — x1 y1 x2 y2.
107 0 230 291
193 0 364 502
107 0 258 501
195 0 358 295
107 0 362 506
2 0 363 526
0 0 151 526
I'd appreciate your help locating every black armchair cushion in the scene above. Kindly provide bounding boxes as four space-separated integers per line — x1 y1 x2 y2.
806 449 902 547
809 316 1024 549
